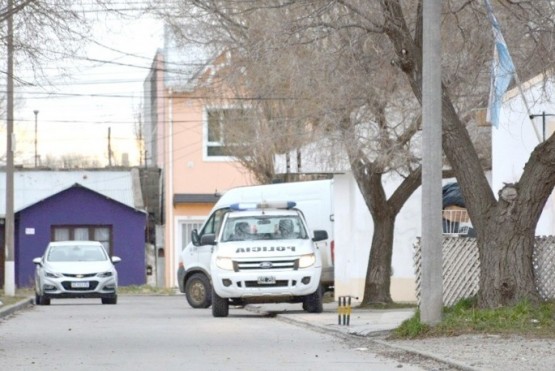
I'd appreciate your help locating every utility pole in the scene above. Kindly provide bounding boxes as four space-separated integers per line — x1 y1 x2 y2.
421 0 443 324
4 0 16 296
34 110 39 167
108 127 112 167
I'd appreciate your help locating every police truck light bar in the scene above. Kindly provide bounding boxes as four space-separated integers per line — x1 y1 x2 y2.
229 201 296 211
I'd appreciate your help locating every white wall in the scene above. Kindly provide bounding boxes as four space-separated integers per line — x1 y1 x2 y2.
333 173 420 303
493 76 555 236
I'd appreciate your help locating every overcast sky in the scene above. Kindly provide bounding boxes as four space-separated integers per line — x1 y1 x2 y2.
14 11 164 167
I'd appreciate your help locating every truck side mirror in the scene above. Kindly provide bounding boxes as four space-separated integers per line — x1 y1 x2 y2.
200 233 216 246
312 230 328 242
191 229 200 246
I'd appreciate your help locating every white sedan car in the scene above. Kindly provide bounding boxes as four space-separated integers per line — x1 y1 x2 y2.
33 241 121 305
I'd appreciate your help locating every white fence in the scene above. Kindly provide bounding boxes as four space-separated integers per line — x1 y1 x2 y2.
414 236 555 307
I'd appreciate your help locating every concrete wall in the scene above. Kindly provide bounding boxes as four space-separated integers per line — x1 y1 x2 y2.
333 173 420 303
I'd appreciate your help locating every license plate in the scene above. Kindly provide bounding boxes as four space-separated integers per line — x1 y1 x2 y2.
71 281 89 288
257 276 276 284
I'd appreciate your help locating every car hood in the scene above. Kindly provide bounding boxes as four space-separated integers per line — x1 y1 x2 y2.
43 261 115 274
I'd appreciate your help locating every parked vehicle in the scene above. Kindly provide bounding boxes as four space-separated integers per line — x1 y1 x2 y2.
33 241 121 305
177 180 334 309
207 201 328 317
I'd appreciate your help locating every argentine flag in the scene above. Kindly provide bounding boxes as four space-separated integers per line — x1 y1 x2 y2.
485 0 516 128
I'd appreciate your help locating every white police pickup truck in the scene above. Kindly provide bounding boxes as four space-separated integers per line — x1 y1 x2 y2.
196 201 328 317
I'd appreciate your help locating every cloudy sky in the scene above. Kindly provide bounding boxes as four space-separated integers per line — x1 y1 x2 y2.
14 10 164 167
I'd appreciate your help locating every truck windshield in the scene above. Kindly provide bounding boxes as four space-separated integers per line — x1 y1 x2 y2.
221 215 308 242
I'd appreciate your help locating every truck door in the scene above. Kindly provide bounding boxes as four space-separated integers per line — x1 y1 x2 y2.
194 208 228 271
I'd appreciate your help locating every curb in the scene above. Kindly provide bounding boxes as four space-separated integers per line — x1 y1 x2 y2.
252 307 480 371
0 297 34 319
373 339 481 371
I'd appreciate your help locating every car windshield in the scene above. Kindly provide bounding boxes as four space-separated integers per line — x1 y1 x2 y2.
221 215 308 242
47 244 108 262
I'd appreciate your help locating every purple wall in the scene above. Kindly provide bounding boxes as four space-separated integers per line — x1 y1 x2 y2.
16 185 146 287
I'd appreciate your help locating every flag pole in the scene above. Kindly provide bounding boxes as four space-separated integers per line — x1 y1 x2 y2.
512 73 542 143
484 0 542 143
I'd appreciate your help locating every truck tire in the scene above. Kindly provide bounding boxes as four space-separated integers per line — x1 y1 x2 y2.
185 273 212 308
211 291 229 317
303 285 323 313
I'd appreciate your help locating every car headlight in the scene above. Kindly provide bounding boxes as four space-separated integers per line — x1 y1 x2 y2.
45 271 62 278
215 257 234 271
97 271 113 278
298 253 316 268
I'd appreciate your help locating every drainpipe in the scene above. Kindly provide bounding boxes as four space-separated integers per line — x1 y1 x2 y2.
168 88 174 287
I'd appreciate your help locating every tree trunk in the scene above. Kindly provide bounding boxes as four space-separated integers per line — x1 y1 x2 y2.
478 220 540 307
362 213 395 304
381 0 554 308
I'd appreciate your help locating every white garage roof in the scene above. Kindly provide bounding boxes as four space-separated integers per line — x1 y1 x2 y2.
0 169 144 216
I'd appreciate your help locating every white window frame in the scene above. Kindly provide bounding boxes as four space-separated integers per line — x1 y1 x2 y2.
203 105 244 161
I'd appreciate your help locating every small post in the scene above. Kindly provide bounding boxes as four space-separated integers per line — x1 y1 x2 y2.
337 296 354 326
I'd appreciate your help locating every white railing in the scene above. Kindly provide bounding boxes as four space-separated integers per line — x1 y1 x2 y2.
442 209 473 236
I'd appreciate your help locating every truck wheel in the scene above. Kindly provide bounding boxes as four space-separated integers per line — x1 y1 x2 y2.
185 273 212 308
303 285 323 313
211 290 229 317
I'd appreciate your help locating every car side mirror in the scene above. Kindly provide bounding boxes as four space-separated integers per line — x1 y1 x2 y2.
191 229 200 246
111 256 122 264
32 257 42 265
312 230 328 242
200 233 216 246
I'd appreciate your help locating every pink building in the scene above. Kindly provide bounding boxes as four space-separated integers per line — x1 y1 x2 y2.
144 44 255 287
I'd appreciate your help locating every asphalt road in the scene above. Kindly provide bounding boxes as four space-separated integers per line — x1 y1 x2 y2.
0 295 425 371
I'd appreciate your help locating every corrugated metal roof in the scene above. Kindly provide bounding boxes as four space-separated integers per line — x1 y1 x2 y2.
0 169 143 216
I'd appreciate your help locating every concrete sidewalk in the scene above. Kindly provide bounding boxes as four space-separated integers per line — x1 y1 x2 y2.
0 297 34 319
247 302 416 337
247 302 555 371
247 302 488 370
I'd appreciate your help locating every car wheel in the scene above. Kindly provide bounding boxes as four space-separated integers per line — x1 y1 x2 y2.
101 295 117 305
185 273 212 308
211 290 229 317
303 285 323 313
35 293 50 306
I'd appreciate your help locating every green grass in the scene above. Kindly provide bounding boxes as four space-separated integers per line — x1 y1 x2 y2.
392 298 555 339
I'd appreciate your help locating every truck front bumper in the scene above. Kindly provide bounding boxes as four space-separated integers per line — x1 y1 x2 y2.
213 269 321 299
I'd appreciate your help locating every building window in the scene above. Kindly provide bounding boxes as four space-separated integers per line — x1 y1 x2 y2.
52 225 113 255
206 108 245 158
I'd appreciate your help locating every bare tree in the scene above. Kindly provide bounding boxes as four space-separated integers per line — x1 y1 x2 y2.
153 0 555 308
41 153 101 169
